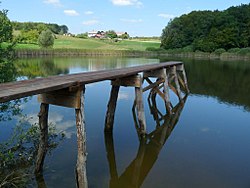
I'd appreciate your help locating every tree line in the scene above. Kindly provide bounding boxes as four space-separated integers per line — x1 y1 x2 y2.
12 21 68 34
161 3 250 52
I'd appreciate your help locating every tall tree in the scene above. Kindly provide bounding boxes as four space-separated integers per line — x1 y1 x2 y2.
0 6 16 83
38 29 54 48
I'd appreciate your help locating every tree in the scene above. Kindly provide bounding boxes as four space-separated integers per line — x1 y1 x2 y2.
37 23 48 33
106 30 117 39
76 32 88 39
59 25 68 34
121 32 130 39
17 29 39 44
0 7 16 82
38 29 54 48
0 10 12 44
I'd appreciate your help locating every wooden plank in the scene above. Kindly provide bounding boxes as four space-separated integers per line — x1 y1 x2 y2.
111 75 141 88
143 69 165 78
0 61 183 103
38 86 83 109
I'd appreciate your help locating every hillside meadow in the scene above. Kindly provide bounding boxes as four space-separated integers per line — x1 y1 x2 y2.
14 35 161 51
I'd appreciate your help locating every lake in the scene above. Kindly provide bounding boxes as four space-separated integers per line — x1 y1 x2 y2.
1 56 250 188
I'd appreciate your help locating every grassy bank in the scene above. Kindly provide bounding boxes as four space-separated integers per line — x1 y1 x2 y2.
15 35 161 51
14 35 250 60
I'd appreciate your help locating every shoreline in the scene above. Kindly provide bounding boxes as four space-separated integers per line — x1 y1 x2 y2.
15 49 250 61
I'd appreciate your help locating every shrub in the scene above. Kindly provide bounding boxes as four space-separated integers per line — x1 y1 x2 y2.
228 48 240 53
214 48 226 55
238 47 250 55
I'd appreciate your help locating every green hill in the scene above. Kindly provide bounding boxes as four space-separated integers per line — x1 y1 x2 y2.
15 35 160 51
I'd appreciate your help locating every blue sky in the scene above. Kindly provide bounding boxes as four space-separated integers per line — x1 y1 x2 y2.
1 0 249 36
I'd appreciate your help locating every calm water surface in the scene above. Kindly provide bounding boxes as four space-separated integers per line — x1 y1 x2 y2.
1 56 250 188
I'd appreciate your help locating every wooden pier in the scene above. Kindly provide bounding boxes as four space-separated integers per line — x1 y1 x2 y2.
0 61 189 188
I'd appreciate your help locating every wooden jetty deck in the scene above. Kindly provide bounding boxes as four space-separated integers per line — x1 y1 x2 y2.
0 61 182 103
0 61 189 187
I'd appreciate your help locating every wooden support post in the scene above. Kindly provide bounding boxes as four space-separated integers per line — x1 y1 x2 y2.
105 85 120 132
171 66 182 101
150 92 161 127
178 64 190 93
176 64 190 93
35 103 49 174
162 69 172 114
131 138 146 187
104 131 119 188
143 68 172 114
135 82 146 135
106 75 146 135
35 173 47 188
75 86 88 188
144 78 166 101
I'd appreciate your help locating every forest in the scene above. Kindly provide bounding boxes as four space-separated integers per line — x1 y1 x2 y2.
161 3 250 52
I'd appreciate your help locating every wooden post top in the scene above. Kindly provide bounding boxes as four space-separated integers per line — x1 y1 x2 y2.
0 61 183 103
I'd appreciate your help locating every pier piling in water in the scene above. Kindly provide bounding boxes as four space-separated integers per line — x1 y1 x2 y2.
105 74 146 134
36 85 88 188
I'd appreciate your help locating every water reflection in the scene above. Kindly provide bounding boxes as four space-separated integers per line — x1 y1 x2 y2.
105 95 187 188
159 57 250 111
16 58 69 79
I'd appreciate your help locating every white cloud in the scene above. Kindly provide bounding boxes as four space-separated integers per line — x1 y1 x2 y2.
118 92 130 100
84 11 94 15
158 13 175 19
120 18 143 23
111 0 143 7
43 0 62 7
64 9 79 16
82 20 99 26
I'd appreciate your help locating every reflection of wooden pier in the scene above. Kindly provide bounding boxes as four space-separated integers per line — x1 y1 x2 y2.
105 96 187 188
0 62 189 188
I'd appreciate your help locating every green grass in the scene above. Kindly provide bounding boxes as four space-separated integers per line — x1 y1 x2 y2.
14 35 161 51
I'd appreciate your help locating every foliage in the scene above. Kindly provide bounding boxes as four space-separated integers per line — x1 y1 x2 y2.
161 3 250 52
213 48 226 55
0 98 28 122
0 116 65 187
105 30 118 39
76 32 88 39
120 32 130 39
12 21 68 35
16 29 39 44
0 10 12 43
0 5 16 81
38 30 54 48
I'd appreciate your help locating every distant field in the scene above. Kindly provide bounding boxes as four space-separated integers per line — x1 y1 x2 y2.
15 35 161 51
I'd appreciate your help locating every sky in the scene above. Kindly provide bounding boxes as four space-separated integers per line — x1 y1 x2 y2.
1 0 249 37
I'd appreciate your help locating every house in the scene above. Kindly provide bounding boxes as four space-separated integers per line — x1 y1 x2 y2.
87 31 98 38
88 30 106 38
116 32 126 37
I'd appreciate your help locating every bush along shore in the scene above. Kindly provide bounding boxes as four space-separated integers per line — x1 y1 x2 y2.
15 48 250 61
